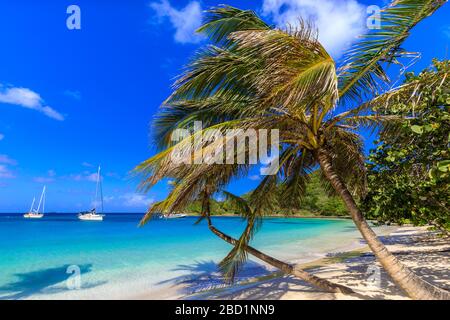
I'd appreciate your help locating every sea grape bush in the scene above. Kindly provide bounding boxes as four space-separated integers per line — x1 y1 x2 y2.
363 60 450 233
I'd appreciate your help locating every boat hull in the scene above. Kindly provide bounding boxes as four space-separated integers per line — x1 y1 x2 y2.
162 213 187 219
24 213 44 219
78 214 104 221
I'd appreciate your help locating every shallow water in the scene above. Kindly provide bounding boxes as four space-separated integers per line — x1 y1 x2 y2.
0 213 381 299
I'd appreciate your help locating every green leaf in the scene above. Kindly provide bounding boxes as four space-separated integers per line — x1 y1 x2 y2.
411 125 423 134
437 160 450 173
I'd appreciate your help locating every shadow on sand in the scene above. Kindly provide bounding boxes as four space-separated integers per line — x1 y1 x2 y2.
160 232 449 300
0 263 106 299
157 260 273 296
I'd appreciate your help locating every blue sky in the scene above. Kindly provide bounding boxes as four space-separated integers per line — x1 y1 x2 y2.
0 0 449 213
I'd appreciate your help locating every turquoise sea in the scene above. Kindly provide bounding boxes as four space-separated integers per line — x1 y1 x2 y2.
0 213 384 299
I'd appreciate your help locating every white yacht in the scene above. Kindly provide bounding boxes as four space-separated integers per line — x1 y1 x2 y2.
78 166 105 221
160 213 187 219
24 186 46 219
78 209 104 221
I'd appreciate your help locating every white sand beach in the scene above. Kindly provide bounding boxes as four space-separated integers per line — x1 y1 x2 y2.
137 226 449 300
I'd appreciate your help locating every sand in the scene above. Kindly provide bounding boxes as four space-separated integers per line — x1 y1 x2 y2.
139 226 449 300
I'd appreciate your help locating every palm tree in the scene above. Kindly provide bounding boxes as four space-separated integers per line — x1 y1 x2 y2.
141 173 354 294
136 1 450 299
207 188 354 293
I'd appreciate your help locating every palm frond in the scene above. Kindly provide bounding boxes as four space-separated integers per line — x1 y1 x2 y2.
139 200 167 226
153 95 262 149
218 209 258 282
230 24 338 111
223 191 252 218
340 114 405 133
338 0 447 102
322 128 367 197
197 5 270 45
353 65 449 114
280 149 314 209
166 46 261 104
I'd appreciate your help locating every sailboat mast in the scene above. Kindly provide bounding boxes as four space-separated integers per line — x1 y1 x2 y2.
36 186 46 214
100 167 104 214
29 197 36 212
43 188 45 214
94 165 101 211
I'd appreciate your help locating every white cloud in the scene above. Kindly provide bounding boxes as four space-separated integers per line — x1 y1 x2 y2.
0 155 16 179
33 177 55 183
0 165 15 179
33 169 57 183
150 0 204 44
82 162 94 167
0 86 65 121
121 193 154 207
64 90 82 100
105 171 121 179
261 0 366 57
85 173 99 182
103 196 115 203
0 133 4 141
0 154 17 165
70 171 100 182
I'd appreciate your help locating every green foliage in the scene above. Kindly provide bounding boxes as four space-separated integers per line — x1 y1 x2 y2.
185 172 348 217
277 172 348 216
363 60 450 232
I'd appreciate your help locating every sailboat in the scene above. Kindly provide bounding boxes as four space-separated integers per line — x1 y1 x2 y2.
160 213 187 219
78 165 105 221
24 186 46 219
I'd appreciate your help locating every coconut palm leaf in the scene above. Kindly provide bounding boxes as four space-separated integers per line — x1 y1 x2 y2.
353 64 450 114
153 95 262 149
197 5 270 45
338 0 447 102
340 115 404 132
322 128 367 197
166 46 261 104
218 191 260 282
280 149 314 209
140 200 167 226
223 191 252 218
230 25 338 111
218 214 256 282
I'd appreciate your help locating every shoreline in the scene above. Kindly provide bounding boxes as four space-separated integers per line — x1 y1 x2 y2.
185 213 353 219
188 226 450 300
135 225 449 300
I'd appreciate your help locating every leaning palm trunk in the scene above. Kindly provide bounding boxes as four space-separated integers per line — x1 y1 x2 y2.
205 215 354 294
317 149 450 300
